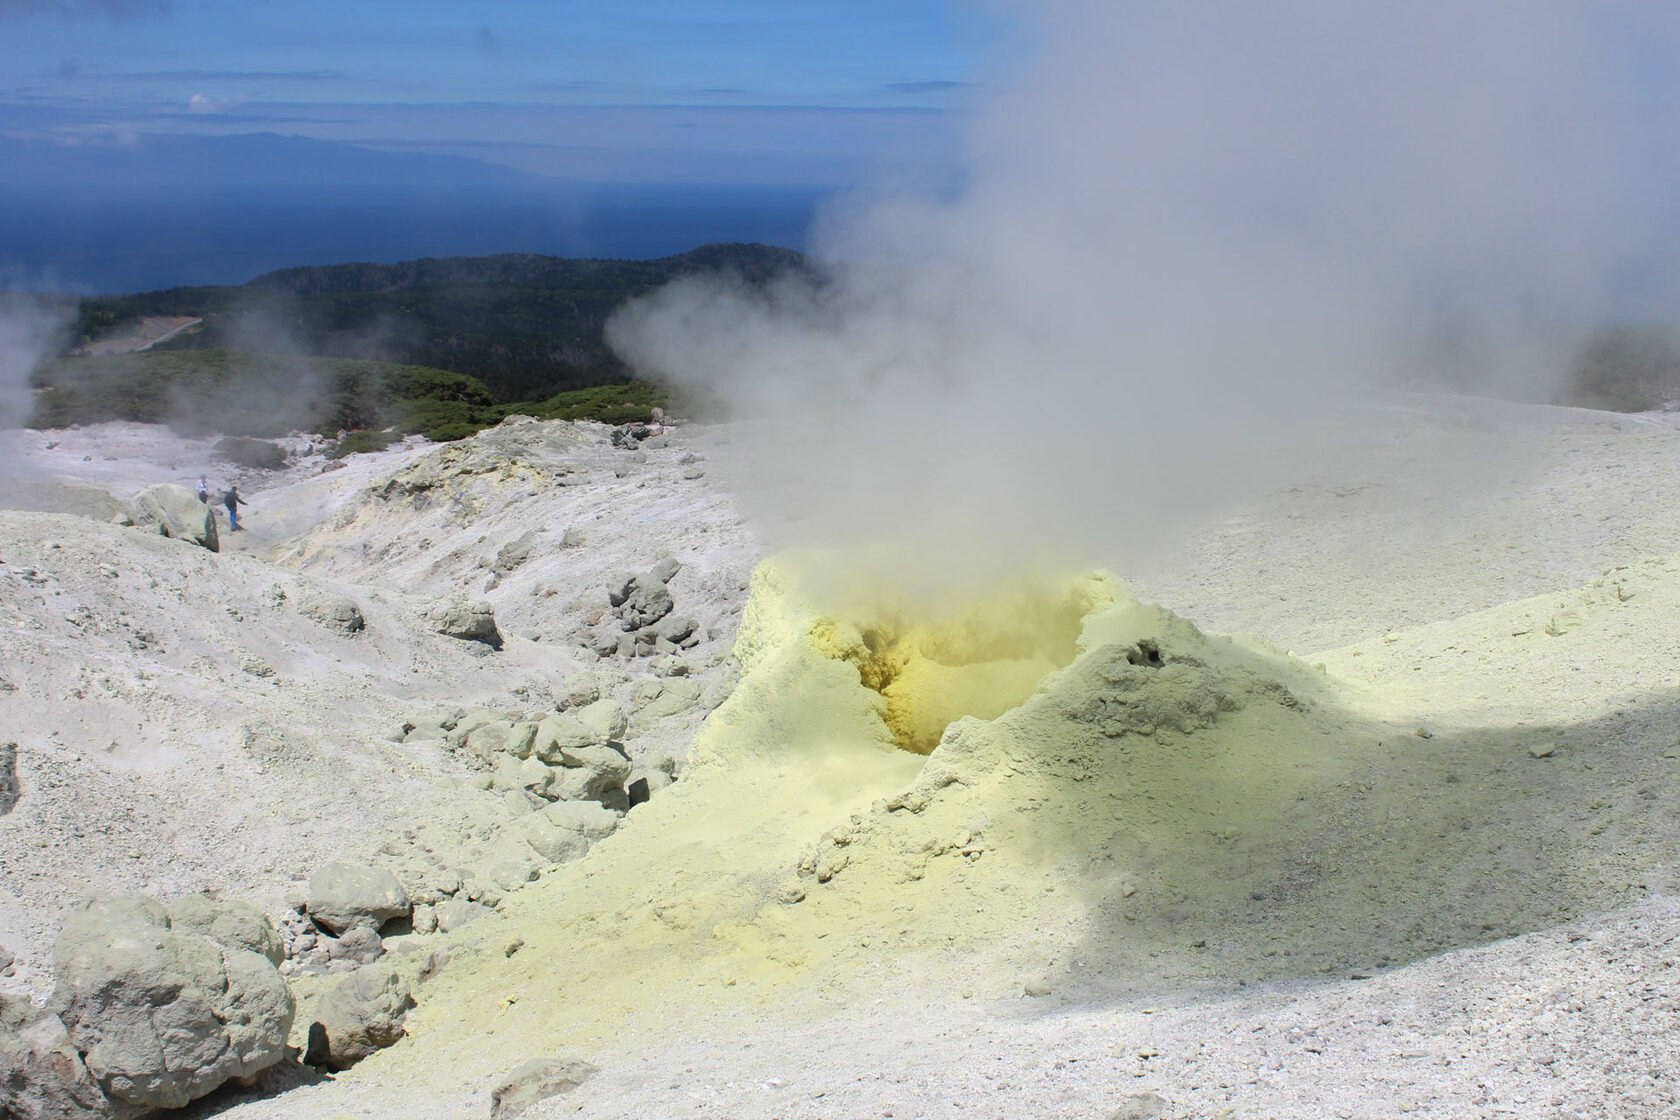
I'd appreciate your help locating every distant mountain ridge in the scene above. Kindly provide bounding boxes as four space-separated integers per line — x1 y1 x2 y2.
0 134 821 292
72 243 809 400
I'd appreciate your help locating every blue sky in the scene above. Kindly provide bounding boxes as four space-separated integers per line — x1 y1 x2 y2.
0 0 1008 184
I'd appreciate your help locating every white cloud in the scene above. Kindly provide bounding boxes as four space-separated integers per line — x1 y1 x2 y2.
186 91 242 114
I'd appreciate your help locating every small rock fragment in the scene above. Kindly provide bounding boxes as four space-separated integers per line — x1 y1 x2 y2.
1544 612 1581 637
298 591 366 635
490 1057 599 1119
494 529 539 573
1110 1092 1170 1120
0 741 18 815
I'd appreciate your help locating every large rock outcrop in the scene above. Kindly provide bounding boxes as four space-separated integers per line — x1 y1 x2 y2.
120 484 218 552
48 895 293 1114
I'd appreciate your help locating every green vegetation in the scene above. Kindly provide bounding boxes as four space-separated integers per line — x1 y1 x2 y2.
512 380 668 426
1562 325 1680 412
213 436 288 469
31 347 668 446
327 429 403 459
33 350 496 439
71 243 805 402
37 243 793 446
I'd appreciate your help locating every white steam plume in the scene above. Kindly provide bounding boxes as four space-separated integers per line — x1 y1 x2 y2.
609 2 1679 595
0 297 70 438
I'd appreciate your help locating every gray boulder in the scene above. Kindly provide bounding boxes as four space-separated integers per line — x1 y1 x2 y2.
306 863 410 936
164 895 284 966
548 745 632 810
493 529 539 573
572 698 627 743
426 598 503 648
604 571 636 607
402 708 461 742
465 719 538 761
514 800 621 864
490 1057 599 1119
628 751 679 805
530 712 598 761
49 895 293 1114
608 424 653 449
433 900 491 934
617 581 673 631
607 562 682 635
450 708 499 740
489 755 562 800
553 671 616 710
122 484 218 552
323 927 384 967
297 591 366 636
0 993 112 1120
655 614 697 645
303 963 414 1070
458 848 541 904
633 678 704 721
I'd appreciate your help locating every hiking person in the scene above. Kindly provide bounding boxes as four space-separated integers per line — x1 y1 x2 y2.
223 485 247 531
197 475 209 503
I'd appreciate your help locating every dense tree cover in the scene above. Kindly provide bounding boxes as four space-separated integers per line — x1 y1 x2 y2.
30 348 667 444
69 243 806 402
33 350 495 438
1563 324 1680 412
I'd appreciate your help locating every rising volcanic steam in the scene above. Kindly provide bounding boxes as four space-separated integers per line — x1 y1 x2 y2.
0 297 69 438
609 1 1675 593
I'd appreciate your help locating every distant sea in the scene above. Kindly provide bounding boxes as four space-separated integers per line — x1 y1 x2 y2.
0 182 825 295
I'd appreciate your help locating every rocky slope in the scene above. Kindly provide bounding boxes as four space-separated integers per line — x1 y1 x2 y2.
1 396 1677 1119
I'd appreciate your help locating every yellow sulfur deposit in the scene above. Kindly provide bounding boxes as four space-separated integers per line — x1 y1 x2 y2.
376 548 1680 1097
806 566 1116 751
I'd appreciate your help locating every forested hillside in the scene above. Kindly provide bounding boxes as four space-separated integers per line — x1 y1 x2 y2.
70 243 807 401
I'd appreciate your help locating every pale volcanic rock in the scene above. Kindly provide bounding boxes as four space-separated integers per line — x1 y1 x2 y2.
305 864 410 936
121 482 218 551
5 400 1680 1120
50 896 293 1113
303 961 414 1070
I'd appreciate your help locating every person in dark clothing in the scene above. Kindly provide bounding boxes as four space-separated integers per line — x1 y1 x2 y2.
223 486 247 531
